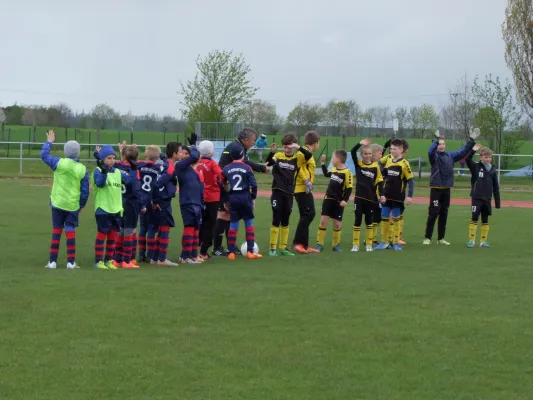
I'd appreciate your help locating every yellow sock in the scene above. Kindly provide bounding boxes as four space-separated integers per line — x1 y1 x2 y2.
373 222 380 243
480 223 489 243
270 225 280 250
332 228 342 247
393 217 401 244
280 225 289 250
469 221 477 241
388 220 394 242
366 224 374 246
399 215 404 237
352 226 361 247
317 226 327 245
381 218 390 243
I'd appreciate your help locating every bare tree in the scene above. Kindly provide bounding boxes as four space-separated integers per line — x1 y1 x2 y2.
324 100 350 136
448 75 478 140
418 103 439 138
121 111 137 133
362 107 376 137
374 106 391 137
239 99 277 130
439 104 455 135
503 0 533 118
393 106 408 136
346 100 363 136
287 102 323 136
408 106 421 137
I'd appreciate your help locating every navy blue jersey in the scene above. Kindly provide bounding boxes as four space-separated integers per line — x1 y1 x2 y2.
155 159 177 203
175 147 204 207
114 161 143 208
222 161 258 200
138 160 162 210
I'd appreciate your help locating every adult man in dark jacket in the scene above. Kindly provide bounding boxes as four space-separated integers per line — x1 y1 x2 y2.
212 127 270 256
423 128 479 245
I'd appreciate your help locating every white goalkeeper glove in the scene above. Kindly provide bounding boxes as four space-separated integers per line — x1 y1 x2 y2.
469 127 481 140
434 130 440 140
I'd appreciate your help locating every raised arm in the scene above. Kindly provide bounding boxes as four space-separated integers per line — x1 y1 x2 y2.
428 140 438 166
175 146 199 170
41 141 61 171
450 139 476 162
93 168 108 188
350 143 362 172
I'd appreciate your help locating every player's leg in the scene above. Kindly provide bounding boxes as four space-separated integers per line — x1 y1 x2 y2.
241 198 260 258
293 192 316 253
316 200 331 252
192 205 202 261
398 202 406 245
212 202 231 255
146 209 159 262
332 213 343 251
138 211 148 262
114 213 125 265
376 205 391 250
157 202 176 265
279 193 294 255
467 200 481 247
64 211 80 269
437 189 451 244
372 202 382 246
479 202 492 247
121 203 140 267
387 209 394 245
424 188 440 243
352 200 363 251
103 214 120 270
46 208 66 269
199 202 217 258
269 191 283 255
391 206 403 249
364 205 374 251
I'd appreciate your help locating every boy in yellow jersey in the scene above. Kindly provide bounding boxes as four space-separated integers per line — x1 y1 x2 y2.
292 131 321 254
369 143 384 245
265 133 313 256
350 139 384 252
375 139 414 251
316 150 353 252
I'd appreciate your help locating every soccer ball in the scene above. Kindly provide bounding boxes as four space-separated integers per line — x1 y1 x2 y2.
241 242 259 255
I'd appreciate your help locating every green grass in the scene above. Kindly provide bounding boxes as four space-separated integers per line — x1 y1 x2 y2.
1 179 533 399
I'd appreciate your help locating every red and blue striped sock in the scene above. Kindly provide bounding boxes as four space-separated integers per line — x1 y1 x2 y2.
95 231 106 264
138 233 147 260
245 226 255 253
227 228 238 253
65 230 76 263
192 229 199 258
181 227 195 260
157 226 170 262
50 227 63 262
114 233 124 263
105 230 118 262
132 232 137 260
123 234 134 263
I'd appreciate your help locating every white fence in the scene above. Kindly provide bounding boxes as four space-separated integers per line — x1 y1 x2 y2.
1 142 532 187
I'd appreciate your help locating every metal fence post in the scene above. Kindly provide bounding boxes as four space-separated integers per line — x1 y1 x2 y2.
418 157 422 180
19 142 23 175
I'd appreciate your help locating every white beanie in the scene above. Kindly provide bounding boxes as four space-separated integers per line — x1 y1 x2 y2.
198 140 215 157
64 140 81 159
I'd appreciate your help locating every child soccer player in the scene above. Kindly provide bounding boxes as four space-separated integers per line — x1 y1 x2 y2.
92 145 135 269
41 130 88 269
292 131 321 254
137 145 162 262
375 139 414 251
153 142 182 266
350 139 384 252
175 145 204 264
316 150 353 252
466 145 500 248
369 143 384 245
196 140 224 260
222 147 262 260
265 133 313 256
112 142 146 268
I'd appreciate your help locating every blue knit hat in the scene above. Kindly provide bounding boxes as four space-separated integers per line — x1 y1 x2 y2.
99 145 116 160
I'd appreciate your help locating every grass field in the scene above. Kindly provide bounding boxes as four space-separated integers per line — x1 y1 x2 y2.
1 179 533 399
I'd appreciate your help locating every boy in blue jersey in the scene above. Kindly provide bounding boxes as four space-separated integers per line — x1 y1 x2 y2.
222 147 262 260
137 145 162 262
41 130 89 270
92 145 137 269
153 142 182 266
175 145 205 264
110 142 146 268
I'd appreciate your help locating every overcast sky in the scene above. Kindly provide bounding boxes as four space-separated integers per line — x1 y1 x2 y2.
2 0 510 118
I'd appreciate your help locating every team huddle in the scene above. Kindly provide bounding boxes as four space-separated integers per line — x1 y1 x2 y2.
40 126 500 269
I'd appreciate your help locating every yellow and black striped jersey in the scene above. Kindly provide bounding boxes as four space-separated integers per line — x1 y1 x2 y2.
381 156 413 202
321 165 353 203
354 159 383 203
294 146 316 194
266 147 312 193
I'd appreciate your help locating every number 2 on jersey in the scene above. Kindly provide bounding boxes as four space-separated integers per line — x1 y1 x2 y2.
232 174 243 190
